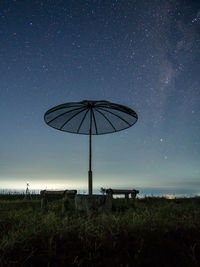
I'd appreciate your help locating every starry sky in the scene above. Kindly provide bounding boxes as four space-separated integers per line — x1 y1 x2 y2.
0 0 200 195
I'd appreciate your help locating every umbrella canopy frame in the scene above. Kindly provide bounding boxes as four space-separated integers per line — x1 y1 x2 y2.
44 100 138 195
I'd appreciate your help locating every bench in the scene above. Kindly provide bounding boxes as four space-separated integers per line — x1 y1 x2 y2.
40 189 77 211
102 188 139 202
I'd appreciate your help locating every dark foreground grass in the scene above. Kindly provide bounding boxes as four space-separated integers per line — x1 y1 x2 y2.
0 197 200 266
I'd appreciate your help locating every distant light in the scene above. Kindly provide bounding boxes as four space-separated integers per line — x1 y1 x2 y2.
29 22 33 25
166 195 175 199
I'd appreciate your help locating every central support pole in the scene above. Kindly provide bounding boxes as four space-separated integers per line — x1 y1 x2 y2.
88 131 92 195
88 108 93 196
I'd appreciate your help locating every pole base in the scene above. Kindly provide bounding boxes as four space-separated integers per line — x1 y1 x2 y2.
88 170 93 196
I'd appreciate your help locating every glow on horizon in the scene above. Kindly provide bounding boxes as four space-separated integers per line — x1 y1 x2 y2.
0 179 86 191
165 195 175 199
0 173 199 193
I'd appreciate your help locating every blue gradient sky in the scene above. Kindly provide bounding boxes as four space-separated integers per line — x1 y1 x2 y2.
0 0 200 195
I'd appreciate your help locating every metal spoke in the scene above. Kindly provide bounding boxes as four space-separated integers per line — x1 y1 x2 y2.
47 106 86 124
77 109 89 133
95 109 116 132
60 108 87 130
97 107 131 126
92 109 98 134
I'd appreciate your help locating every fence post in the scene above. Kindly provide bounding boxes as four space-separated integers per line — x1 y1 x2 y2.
41 196 47 210
105 189 113 211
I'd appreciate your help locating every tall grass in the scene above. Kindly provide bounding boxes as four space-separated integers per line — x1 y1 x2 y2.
0 197 200 266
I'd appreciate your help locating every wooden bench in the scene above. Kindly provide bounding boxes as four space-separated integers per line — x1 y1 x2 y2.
40 189 77 211
102 188 139 203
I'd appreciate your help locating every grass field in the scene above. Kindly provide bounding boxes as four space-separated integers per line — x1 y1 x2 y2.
0 195 200 266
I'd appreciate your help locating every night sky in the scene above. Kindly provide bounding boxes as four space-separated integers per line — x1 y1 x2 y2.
1 0 200 196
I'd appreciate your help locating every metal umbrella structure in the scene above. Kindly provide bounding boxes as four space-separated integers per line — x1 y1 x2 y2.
44 100 138 195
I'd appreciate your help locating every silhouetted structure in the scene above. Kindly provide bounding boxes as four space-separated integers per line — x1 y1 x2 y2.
40 189 77 212
24 182 32 200
44 100 138 196
105 188 139 203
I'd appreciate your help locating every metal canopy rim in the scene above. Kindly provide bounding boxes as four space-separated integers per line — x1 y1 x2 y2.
44 100 138 135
